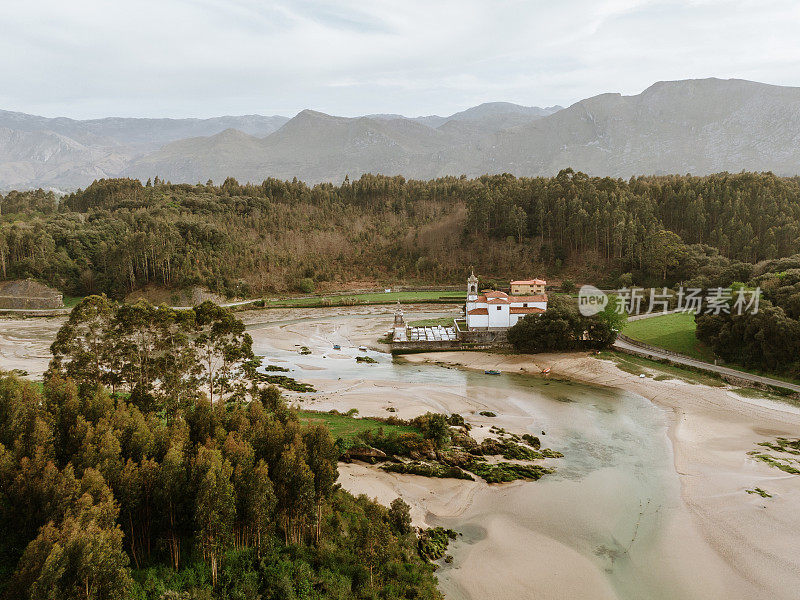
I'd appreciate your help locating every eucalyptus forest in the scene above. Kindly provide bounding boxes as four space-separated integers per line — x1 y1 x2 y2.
3 170 800 298
0 298 442 599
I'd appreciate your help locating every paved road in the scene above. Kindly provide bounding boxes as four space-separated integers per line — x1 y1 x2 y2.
0 307 70 315
614 332 800 394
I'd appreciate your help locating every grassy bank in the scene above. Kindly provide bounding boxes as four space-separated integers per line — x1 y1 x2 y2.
598 350 800 398
622 312 714 360
244 290 466 310
596 350 726 387
296 409 418 441
49 290 465 313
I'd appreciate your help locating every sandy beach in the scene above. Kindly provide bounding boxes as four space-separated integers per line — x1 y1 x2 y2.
2 304 799 599
399 350 800 599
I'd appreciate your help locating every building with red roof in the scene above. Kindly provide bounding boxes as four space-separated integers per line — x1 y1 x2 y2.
465 270 547 330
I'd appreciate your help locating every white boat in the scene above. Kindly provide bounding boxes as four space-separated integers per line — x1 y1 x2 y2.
359 345 368 352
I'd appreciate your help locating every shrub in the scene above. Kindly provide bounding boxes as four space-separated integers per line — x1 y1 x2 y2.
418 528 458 562
388 498 413 535
297 278 315 294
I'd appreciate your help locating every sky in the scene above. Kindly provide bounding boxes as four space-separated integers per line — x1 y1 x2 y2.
2 0 800 119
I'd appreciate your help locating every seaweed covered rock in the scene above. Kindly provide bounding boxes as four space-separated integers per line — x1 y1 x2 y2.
418 527 459 562
341 446 388 463
382 461 474 480
465 460 554 483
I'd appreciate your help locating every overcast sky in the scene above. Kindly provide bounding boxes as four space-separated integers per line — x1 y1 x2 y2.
2 0 799 119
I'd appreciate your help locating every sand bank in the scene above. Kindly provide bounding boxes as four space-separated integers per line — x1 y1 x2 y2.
3 305 799 599
401 349 800 600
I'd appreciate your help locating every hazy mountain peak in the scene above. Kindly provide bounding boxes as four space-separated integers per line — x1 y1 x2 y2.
293 108 334 119
448 101 562 120
211 128 257 141
4 78 800 191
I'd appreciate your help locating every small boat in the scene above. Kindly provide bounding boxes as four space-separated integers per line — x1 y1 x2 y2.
359 345 368 352
333 344 341 350
541 368 551 375
484 369 501 375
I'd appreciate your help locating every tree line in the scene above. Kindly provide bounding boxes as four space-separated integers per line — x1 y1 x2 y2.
4 170 800 299
695 256 800 377
50 296 254 412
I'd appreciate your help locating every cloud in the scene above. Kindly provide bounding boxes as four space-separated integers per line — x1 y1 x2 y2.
0 0 797 118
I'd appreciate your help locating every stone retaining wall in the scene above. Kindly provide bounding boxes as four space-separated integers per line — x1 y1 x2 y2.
0 279 63 309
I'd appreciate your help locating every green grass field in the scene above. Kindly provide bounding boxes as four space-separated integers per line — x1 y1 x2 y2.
62 296 85 308
60 291 464 311
254 290 465 309
408 316 457 327
623 312 714 361
263 290 465 308
296 410 418 441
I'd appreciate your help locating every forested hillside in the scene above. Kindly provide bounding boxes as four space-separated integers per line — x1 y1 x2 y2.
2 170 800 299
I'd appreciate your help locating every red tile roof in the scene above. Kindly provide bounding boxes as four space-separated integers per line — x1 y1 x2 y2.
484 291 508 298
487 297 510 304
467 307 489 315
509 295 548 302
511 307 546 314
511 279 546 285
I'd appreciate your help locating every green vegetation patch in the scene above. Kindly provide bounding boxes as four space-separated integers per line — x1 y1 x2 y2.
748 437 800 476
623 312 714 360
296 410 418 442
337 412 563 484
757 438 800 455
478 411 496 417
62 295 84 308
355 355 377 364
732 387 800 406
596 350 726 387
465 460 554 484
747 452 800 475
746 487 772 498
256 373 315 392
264 290 466 309
418 527 458 562
381 461 474 480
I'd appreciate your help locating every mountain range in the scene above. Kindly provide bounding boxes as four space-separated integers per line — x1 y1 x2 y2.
2 78 800 191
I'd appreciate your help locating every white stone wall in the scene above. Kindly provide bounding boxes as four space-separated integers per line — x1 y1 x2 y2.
487 304 510 328
467 313 489 328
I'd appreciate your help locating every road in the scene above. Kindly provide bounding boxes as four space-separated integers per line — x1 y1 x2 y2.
615 310 800 393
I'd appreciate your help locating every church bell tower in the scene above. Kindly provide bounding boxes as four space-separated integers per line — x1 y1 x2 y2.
467 268 478 302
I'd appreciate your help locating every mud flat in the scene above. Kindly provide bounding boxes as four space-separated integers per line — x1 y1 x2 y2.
3 305 800 599
0 316 65 377
401 349 800 600
249 307 800 600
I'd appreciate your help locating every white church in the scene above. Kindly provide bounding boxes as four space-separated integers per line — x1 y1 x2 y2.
465 270 548 330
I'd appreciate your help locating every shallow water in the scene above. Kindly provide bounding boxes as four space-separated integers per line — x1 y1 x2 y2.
257 322 685 600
